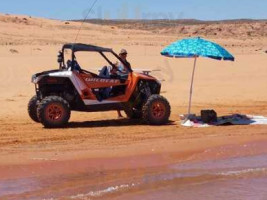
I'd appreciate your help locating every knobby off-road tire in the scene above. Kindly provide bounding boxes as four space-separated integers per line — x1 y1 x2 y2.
37 96 71 128
28 95 40 123
142 95 171 125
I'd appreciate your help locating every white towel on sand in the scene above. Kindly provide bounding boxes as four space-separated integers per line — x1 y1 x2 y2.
181 114 267 127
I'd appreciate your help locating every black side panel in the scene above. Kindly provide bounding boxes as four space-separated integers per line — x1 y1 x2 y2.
128 79 161 108
37 77 86 110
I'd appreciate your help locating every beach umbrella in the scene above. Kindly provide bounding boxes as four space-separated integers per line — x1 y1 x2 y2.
161 37 234 118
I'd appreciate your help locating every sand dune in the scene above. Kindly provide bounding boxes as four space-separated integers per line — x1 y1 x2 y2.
82 19 267 38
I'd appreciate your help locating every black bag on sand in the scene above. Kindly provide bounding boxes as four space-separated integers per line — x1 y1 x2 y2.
201 110 217 123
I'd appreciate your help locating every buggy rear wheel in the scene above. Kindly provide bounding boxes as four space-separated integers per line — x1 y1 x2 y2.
142 95 171 125
28 95 40 123
37 96 70 128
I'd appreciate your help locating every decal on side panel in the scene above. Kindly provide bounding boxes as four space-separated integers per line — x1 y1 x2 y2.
85 78 120 84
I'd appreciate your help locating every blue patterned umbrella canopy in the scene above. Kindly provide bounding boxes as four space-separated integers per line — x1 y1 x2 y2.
161 37 235 120
161 37 234 61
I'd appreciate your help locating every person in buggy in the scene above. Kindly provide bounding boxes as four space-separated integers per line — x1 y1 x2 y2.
116 49 131 74
98 49 131 118
66 56 82 72
99 49 131 78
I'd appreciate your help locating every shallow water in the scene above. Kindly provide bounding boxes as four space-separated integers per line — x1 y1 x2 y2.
1 154 267 200
117 154 267 200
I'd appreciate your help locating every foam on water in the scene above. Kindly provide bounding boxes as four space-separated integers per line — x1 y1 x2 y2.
70 183 136 199
218 167 267 176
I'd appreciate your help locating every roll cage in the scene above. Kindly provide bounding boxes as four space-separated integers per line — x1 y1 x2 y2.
58 43 133 73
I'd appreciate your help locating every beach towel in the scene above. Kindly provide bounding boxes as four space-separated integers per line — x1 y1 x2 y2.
181 114 267 128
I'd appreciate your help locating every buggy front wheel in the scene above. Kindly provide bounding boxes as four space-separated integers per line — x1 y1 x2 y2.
142 95 171 125
37 96 71 128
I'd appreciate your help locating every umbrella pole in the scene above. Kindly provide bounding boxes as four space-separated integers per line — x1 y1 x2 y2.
188 56 197 117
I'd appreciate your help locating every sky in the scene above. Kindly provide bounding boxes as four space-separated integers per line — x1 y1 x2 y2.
1 0 267 20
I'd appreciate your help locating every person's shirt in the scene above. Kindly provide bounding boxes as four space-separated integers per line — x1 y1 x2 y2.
117 60 131 74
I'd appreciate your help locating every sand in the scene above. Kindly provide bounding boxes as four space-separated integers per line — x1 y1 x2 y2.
0 13 267 199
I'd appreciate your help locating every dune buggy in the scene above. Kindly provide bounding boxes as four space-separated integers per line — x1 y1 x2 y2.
28 43 171 128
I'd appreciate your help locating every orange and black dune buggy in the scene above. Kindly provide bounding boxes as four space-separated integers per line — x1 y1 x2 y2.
28 43 171 128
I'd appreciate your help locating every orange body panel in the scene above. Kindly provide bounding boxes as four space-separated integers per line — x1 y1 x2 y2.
74 72 157 102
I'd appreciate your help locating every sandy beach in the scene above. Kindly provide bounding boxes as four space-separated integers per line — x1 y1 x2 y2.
0 13 267 199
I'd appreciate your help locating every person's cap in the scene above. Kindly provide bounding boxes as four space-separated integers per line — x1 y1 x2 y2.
119 49 128 55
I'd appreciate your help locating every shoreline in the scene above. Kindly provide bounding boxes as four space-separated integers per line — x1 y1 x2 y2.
0 136 266 180
1 138 266 199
